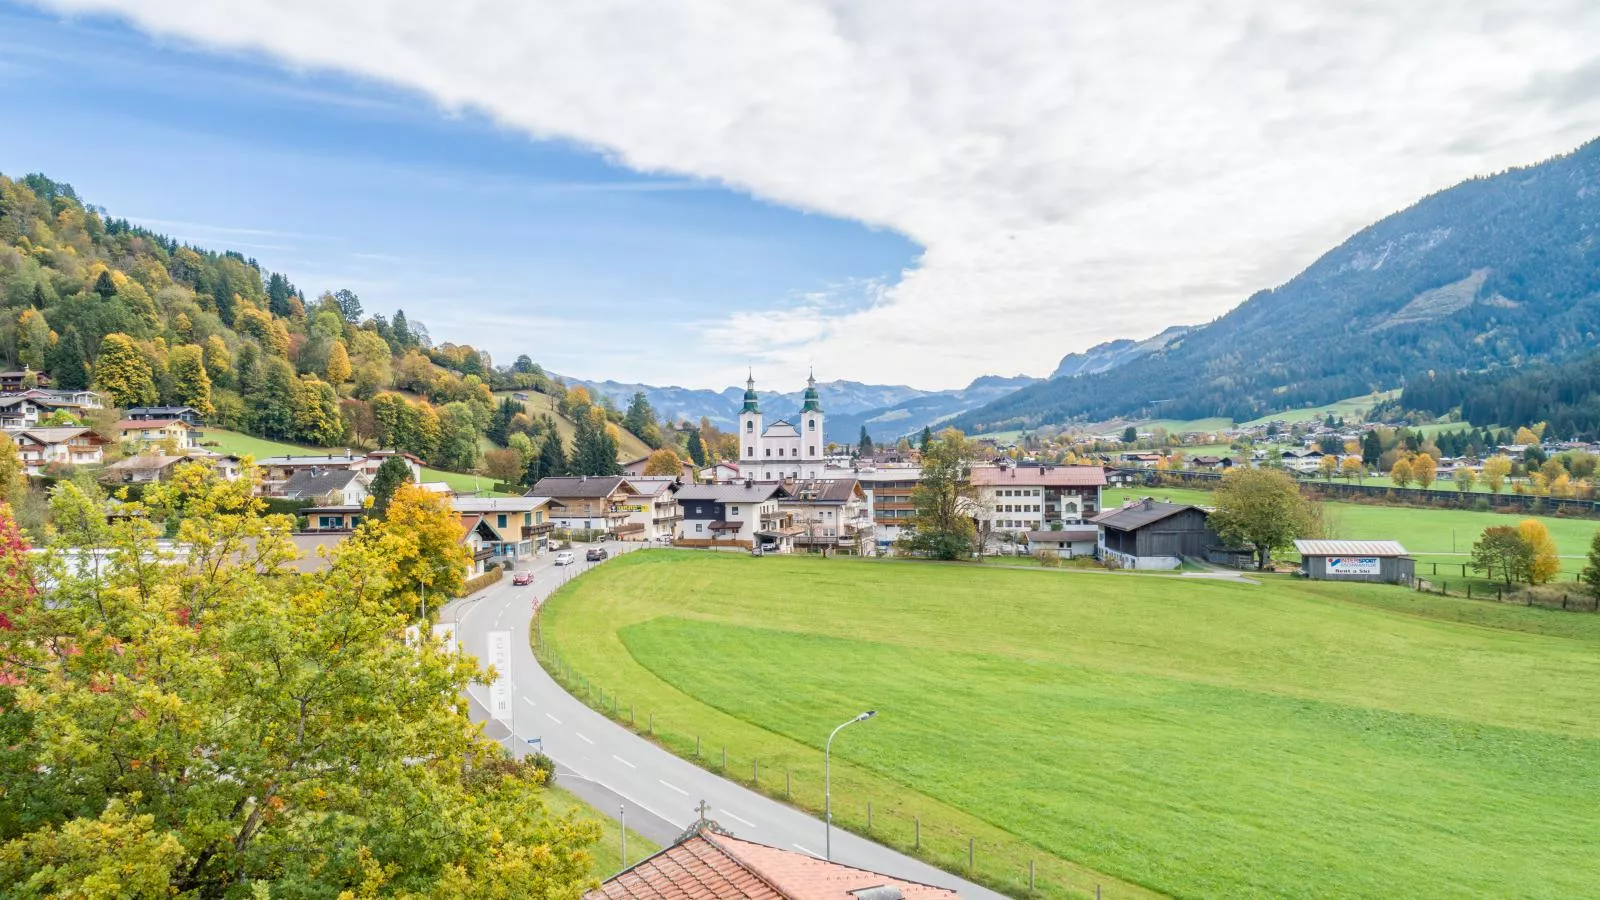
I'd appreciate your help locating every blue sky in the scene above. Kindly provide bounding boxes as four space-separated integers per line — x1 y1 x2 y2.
0 3 920 390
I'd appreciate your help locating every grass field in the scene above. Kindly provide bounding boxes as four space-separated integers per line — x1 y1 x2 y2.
542 784 660 878
205 428 510 496
539 552 1600 898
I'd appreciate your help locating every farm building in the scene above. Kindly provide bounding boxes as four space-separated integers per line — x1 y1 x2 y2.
1024 527 1098 558
1293 540 1414 585
1092 499 1216 570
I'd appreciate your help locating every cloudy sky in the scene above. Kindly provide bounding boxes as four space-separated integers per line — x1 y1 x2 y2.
6 2 1600 391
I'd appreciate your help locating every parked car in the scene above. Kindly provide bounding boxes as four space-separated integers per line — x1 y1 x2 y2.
585 548 609 562
554 551 575 566
512 571 534 586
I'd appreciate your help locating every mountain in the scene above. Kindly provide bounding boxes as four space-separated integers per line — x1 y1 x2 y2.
1050 325 1193 379
569 378 931 437
956 137 1600 432
828 374 1042 444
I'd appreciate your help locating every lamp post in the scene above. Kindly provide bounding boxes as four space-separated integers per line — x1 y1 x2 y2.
825 710 875 860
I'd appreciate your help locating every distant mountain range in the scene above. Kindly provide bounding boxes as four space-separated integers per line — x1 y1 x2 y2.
569 374 1039 445
955 136 1600 432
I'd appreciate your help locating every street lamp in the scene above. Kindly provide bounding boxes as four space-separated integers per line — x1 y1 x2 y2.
825 710 876 860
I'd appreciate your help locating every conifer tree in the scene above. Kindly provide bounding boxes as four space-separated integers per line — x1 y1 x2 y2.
46 327 88 391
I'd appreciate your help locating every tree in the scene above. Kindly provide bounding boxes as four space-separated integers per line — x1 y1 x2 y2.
45 327 88 391
536 424 568 480
572 407 620 476
899 428 978 560
434 402 482 471
1455 467 1477 492
488 396 521 446
391 308 413 348
1317 454 1339 481
1209 466 1316 569
324 339 352 384
1340 456 1363 483
642 448 683 476
0 470 598 896
1583 530 1600 601
623 392 661 448
685 427 707 467
247 356 298 440
266 271 296 317
1121 425 1138 444
1389 457 1413 488
858 426 874 459
1411 453 1437 489
333 287 363 322
0 434 24 506
512 354 536 374
91 268 117 299
920 426 935 452
291 376 344 445
167 344 215 418
367 454 414 519
1514 426 1539 446
483 447 524 485
1361 430 1382 467
1482 455 1513 494
1472 525 1533 586
91 332 157 408
1519 519 1561 585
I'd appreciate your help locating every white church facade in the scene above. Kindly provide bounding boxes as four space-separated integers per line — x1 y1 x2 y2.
738 372 829 482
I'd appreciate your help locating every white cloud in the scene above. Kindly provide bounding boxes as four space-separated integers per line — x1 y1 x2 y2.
36 0 1600 387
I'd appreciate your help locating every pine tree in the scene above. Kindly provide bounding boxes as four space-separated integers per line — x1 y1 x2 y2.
266 272 296 317
487 397 520 446
686 428 707 467
919 426 934 452
324 340 352 384
46 327 88 391
392 309 412 348
572 408 620 475
92 333 157 408
92 269 117 300
623 392 660 447
368 455 413 518
1361 430 1382 467
538 425 567 479
858 426 874 458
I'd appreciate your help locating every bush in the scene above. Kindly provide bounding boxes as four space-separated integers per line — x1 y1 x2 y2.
458 565 503 598
1034 550 1062 568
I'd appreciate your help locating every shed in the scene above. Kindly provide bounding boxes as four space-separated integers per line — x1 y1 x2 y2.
1092 499 1216 570
1023 527 1098 558
1293 540 1414 585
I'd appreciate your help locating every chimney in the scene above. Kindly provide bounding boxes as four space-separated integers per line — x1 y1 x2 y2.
1143 497 1154 511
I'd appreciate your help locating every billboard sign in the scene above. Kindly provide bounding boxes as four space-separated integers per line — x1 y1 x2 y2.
1326 556 1380 576
487 630 512 723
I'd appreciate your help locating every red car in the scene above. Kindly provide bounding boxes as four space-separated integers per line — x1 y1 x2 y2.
512 571 534 586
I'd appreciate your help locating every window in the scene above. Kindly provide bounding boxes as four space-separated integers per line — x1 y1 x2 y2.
696 523 704 533
809 445 816 456
747 446 754 456
498 514 508 529
731 506 740 515
694 504 704 514
524 512 532 526
778 448 785 457
808 419 815 431
766 449 772 457
746 420 753 432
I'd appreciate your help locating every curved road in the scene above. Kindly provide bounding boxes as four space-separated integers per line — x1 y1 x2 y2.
442 543 1005 899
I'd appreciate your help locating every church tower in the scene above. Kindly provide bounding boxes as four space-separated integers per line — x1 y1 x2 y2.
800 369 824 477
738 370 762 468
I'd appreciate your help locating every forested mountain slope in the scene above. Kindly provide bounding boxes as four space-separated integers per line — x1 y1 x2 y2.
957 137 1600 431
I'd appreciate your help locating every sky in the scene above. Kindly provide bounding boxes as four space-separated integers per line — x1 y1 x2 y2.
5 3 1600 392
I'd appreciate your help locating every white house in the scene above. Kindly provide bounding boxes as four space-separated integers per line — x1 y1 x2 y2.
737 372 828 482
619 476 683 542
781 478 874 554
675 481 796 551
970 463 1106 538
279 468 370 507
11 426 109 474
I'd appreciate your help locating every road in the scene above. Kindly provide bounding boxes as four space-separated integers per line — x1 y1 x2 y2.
442 542 1006 899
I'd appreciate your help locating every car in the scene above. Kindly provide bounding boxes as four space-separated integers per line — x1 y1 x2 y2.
553 551 575 566
585 548 609 562
512 571 533 586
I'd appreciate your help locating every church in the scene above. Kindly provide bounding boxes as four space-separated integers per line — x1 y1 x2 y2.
738 372 829 482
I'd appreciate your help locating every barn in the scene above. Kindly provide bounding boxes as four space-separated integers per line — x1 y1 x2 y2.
1293 540 1414 585
1024 527 1099 558
1093 499 1216 570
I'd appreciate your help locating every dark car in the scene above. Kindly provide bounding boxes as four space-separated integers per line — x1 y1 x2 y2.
585 547 609 562
512 571 534 586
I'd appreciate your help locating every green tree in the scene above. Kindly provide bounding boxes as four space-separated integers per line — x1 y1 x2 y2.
246 356 297 440
45 326 88 391
1122 425 1138 444
167 344 215 418
367 454 414 519
1472 525 1533 587
488 396 521 446
920 425 935 452
858 426 874 458
91 332 157 408
685 427 707 467
623 391 661 448
433 401 481 471
291 376 344 445
1361 430 1382 467
1209 466 1316 569
266 271 296 317
16 309 52 372
333 287 363 322
899 428 978 560
1582 530 1600 600
528 423 569 483
572 407 620 476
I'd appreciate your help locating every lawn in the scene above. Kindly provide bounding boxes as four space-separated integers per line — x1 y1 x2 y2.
539 551 1600 899
542 784 660 878
204 428 510 496
1236 390 1398 428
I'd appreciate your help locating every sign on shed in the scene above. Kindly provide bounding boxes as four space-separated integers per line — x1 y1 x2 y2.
1326 557 1380 576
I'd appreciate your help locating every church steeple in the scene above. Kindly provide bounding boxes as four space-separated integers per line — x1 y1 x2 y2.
799 368 822 413
741 369 760 414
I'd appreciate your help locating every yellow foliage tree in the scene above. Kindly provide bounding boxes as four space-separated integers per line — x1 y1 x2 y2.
1517 519 1560 584
1481 455 1512 494
1389 456 1413 488
1513 426 1539 446
325 339 352 384
1455 467 1476 492
1411 453 1437 489
642 448 683 476
1340 456 1363 482
1550 472 1574 498
1317 454 1339 480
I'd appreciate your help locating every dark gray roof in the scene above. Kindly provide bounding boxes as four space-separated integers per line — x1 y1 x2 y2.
1093 500 1206 531
281 468 361 499
783 478 860 503
527 475 633 499
1025 528 1098 542
675 482 789 503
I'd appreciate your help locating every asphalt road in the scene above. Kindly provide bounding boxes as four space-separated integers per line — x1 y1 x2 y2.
441 542 1007 899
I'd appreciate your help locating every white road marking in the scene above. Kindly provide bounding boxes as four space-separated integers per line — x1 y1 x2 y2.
521 697 537 708
545 713 562 724
659 779 687 795
612 754 636 769
792 844 823 859
575 732 594 745
723 810 756 829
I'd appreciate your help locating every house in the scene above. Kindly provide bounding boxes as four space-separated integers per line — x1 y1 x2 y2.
100 452 243 485
256 450 423 495
118 418 202 451
675 481 795 550
1280 448 1325 474
458 514 498 578
736 372 830 482
618 477 683 542
452 496 558 561
622 455 698 482
698 461 742 484
0 389 101 429
1190 455 1236 470
124 406 204 425
971 463 1106 538
1093 498 1217 570
782 477 874 554
590 820 960 899
1023 527 1099 558
1103 466 1139 487
300 506 365 533
526 475 638 537
279 468 370 507
10 427 109 474
0 369 49 392
1294 540 1415 585
855 466 922 551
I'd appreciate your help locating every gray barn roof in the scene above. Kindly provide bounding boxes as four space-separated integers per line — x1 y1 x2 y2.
1093 500 1206 531
1293 540 1410 557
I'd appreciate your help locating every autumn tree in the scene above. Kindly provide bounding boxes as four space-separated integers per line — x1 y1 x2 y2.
1209 466 1317 569
1411 453 1437 489
483 447 524 485
0 435 23 505
1481 455 1512 494
1455 467 1477 492
1317 454 1339 481
642 447 683 476
1518 519 1561 585
1340 456 1363 483
291 376 344 445
201 335 232 388
899 428 978 560
167 343 215 418
1472 525 1533 587
1389 457 1413 488
91 332 157 408
324 338 352 384
1513 426 1539 446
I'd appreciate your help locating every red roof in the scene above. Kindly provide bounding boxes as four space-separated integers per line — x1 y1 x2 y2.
970 465 1106 487
591 829 960 900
